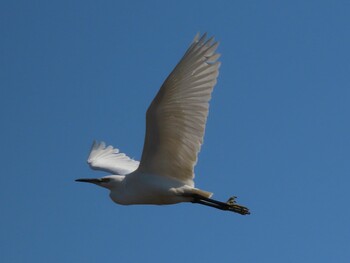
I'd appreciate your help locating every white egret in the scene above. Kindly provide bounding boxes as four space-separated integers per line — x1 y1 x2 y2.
76 33 250 215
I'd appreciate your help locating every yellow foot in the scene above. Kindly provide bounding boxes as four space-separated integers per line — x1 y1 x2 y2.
226 196 250 215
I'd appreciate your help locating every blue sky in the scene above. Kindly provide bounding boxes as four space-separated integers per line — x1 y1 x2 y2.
1 0 350 262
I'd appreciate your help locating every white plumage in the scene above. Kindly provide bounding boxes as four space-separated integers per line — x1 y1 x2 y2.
88 141 139 175
76 33 250 215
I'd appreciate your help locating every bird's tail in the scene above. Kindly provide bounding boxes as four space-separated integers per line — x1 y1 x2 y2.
190 188 213 199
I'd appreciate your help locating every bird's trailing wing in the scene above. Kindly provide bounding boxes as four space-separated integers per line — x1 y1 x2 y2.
138 33 220 186
87 141 139 175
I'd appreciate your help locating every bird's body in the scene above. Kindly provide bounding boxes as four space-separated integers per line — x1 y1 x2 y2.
76 33 250 215
107 173 192 205
82 140 213 206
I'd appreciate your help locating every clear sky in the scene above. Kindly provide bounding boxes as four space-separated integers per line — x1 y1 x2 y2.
1 0 349 262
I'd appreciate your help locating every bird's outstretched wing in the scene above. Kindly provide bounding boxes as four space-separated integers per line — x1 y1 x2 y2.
137 33 220 186
87 141 139 175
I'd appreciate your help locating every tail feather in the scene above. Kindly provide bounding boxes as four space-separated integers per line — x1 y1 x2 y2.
191 188 213 198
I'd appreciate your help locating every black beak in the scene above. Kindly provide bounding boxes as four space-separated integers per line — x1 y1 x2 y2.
75 178 102 184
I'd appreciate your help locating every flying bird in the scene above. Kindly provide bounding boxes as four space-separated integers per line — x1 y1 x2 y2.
76 33 250 215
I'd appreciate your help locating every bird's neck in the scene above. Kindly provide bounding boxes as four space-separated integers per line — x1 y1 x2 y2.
109 175 125 190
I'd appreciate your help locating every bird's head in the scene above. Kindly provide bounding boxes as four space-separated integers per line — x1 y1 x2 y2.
75 175 123 190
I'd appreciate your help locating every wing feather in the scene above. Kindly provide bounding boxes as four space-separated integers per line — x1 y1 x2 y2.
137 33 220 186
87 141 139 175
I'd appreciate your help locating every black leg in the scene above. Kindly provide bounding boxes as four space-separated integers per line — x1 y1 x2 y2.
192 198 228 211
191 194 250 215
